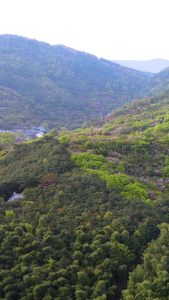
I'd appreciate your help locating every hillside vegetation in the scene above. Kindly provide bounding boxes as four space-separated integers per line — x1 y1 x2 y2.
0 34 159 131
2 34 169 299
1 88 169 299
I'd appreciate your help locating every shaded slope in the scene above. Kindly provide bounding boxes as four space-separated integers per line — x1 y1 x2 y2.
0 34 150 130
146 66 169 96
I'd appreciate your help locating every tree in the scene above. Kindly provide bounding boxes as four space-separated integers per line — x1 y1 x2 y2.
75 289 87 300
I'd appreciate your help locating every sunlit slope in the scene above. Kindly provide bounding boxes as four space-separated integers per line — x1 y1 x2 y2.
1 89 169 298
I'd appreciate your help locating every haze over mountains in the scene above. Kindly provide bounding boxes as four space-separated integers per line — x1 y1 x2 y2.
1 34 169 131
113 58 169 73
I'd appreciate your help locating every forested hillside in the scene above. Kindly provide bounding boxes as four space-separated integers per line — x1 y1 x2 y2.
1 35 169 131
146 66 169 96
1 89 169 299
0 34 152 130
2 34 169 299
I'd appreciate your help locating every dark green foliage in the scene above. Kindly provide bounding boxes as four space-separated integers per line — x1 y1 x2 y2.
0 130 168 299
1 65 169 299
122 223 169 300
0 136 74 200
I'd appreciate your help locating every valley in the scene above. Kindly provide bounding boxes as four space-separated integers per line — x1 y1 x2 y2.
1 35 169 299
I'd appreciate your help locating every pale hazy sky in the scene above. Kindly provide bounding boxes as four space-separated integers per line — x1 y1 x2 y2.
0 0 169 61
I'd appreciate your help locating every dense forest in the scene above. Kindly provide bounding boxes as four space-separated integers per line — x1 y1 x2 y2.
1 87 169 299
2 34 169 299
1 34 169 131
0 35 150 130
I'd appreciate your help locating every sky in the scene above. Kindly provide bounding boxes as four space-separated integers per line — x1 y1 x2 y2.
0 0 169 61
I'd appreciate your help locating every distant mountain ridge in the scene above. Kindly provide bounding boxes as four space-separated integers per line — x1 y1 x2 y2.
113 58 169 73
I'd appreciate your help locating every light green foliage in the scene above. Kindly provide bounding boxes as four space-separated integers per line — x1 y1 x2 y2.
58 136 71 145
60 127 68 132
0 149 7 160
71 152 129 189
0 131 16 147
71 152 106 170
25 223 34 233
47 257 55 268
48 128 58 136
106 173 130 189
5 210 15 221
164 155 169 176
122 182 150 201
117 243 134 262
164 165 169 176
